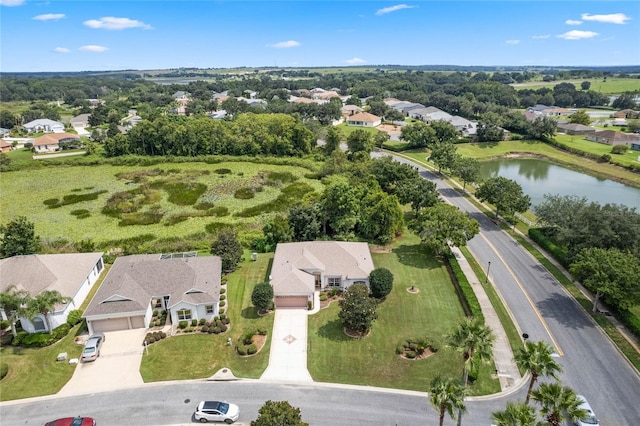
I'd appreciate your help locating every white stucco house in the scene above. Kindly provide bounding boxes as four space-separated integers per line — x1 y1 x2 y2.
346 111 381 128
23 119 65 134
83 254 222 334
0 253 105 333
270 241 375 308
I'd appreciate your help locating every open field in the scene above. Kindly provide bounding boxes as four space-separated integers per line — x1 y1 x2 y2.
308 233 500 395
0 160 324 245
511 78 640 94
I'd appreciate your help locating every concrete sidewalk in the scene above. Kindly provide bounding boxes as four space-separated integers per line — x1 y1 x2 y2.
450 246 522 391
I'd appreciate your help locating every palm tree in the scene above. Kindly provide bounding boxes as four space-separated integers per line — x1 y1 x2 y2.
446 317 496 387
27 290 71 333
446 317 495 426
531 382 587 426
491 401 537 426
429 376 466 426
514 340 563 404
0 286 30 337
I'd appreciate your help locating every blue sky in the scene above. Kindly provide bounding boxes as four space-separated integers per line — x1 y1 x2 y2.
1 1 639 72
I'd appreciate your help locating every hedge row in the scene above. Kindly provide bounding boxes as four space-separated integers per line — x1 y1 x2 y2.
528 228 569 268
447 254 484 322
14 324 70 347
616 309 640 338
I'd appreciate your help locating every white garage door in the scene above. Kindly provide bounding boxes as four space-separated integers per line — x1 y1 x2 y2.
91 317 130 333
275 296 308 308
130 316 146 329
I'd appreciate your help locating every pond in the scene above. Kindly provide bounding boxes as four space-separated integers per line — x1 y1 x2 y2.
479 158 640 210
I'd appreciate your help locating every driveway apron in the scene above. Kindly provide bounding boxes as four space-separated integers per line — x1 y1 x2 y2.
58 328 147 396
261 308 312 382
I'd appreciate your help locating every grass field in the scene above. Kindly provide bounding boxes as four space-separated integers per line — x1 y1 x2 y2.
140 251 274 381
308 233 500 395
511 78 640 94
0 160 325 245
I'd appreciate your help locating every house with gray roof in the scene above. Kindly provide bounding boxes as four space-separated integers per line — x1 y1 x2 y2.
83 254 222 334
586 130 640 146
23 119 64 134
70 113 91 128
270 241 374 308
0 253 104 333
556 123 596 136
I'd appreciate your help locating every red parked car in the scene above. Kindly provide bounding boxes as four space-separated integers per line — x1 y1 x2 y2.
44 416 96 426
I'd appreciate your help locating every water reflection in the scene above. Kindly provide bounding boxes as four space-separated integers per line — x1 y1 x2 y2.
479 158 640 210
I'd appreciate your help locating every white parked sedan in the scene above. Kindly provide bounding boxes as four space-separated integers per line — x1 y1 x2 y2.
80 333 105 362
575 395 599 426
194 400 239 424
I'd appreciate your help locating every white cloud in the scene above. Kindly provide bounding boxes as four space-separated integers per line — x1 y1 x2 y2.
532 34 551 39
267 40 300 48
33 13 65 21
581 13 630 25
54 47 70 53
345 57 366 64
375 4 415 16
557 30 599 40
565 19 582 25
505 39 520 45
83 17 152 30
0 0 25 6
79 45 109 52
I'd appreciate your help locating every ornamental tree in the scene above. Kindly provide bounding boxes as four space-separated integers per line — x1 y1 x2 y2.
339 284 378 335
251 283 274 313
369 268 394 299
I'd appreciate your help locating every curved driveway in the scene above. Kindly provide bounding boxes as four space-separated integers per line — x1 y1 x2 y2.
384 152 640 424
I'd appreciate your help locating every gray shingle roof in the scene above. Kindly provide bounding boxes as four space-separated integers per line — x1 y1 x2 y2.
84 254 221 317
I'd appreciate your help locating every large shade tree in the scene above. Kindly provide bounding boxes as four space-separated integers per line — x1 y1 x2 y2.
476 177 531 220
514 340 563 404
0 216 41 258
410 203 480 256
428 376 466 426
210 229 244 272
338 284 378 335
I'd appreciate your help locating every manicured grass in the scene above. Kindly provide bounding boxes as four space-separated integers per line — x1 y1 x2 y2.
307 234 500 395
0 325 84 401
0 161 324 244
511 78 640 94
552 133 640 168
336 122 384 138
139 252 274 382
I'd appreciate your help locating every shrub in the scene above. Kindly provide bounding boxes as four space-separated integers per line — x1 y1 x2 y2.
146 336 156 344
221 317 230 325
220 294 226 301
66 310 83 327
153 310 159 317
215 168 232 174
12 331 28 346
219 324 228 332
528 228 568 267
220 288 226 294
179 320 188 329
219 301 226 307
612 145 628 154
369 267 394 299
211 327 221 334
191 319 197 327
243 332 254 345
308 301 313 310
447 254 483 321
251 282 273 312
201 326 209 333
51 323 70 340
218 308 225 315
599 153 611 163
0 320 10 330
395 345 404 355
247 344 258 355
184 327 194 333
0 363 8 380
319 293 328 302
256 327 267 335
159 331 167 339
199 318 207 326
406 351 416 359
21 333 51 347
237 345 247 356
234 188 255 199
219 314 226 320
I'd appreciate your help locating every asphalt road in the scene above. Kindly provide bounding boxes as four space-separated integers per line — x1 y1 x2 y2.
383 152 640 424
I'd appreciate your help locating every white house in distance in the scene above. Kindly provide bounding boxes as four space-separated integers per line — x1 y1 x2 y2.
83 254 222 334
346 111 382 128
23 119 65 134
0 253 105 333
270 241 375 308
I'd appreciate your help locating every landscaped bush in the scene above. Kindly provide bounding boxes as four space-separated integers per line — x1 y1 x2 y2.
220 288 226 294
406 351 416 359
528 228 568 267
220 294 226 301
243 332 254 345
218 308 225 315
201 325 209 333
0 320 9 330
255 327 267 335
20 324 70 348
210 326 221 334
0 363 8 380
219 314 226 320
447 254 484 321
247 344 257 355
234 188 255 199
611 145 628 154
191 319 197 327
199 318 206 326
178 320 188 329
236 345 247 356
319 293 328 302
221 317 230 325
66 310 83 326
183 327 194 333
219 301 226 307
219 324 227 332
11 331 28 346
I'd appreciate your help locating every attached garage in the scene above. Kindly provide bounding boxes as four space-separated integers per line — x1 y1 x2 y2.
275 296 308 308
90 316 145 333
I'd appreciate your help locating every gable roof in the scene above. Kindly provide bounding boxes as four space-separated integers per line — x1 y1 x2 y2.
23 119 64 130
84 254 221 317
33 132 80 146
557 123 595 132
589 130 640 142
347 111 381 123
270 241 374 295
0 253 104 305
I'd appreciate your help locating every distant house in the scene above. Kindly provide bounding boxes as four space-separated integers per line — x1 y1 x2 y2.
347 111 381 128
23 119 64 134
556 123 596 136
0 139 12 153
0 128 10 137
0 253 105 333
390 102 425 115
208 110 228 120
521 110 538 122
270 241 375 308
613 109 639 119
70 114 90 128
542 107 572 117
33 132 81 153
172 91 190 101
341 105 363 117
586 130 640 146
631 142 640 151
83 254 222 334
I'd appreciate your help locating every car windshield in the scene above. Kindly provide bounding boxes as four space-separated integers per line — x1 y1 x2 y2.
581 415 598 425
83 347 96 354
217 402 229 414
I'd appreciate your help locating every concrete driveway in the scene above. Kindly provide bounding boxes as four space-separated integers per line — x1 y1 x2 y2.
58 328 147 396
260 308 312 382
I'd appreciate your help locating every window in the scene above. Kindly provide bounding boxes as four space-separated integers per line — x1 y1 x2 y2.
205 305 214 314
328 277 341 288
177 309 192 320
33 317 46 332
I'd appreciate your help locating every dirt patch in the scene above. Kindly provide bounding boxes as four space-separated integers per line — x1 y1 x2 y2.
253 334 267 353
400 348 436 360
377 124 402 135
344 328 371 339
370 245 392 253
320 296 342 309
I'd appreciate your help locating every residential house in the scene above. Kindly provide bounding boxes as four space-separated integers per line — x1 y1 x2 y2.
614 109 639 119
542 107 573 117
0 139 11 153
556 123 597 136
70 114 90 128
208 110 228 120
0 128 10 137
347 111 381 128
390 102 425 115
521 110 538 122
83 254 222 334
23 119 64 134
270 241 375 308
33 132 81 153
172 91 190 102
341 105 364 117
0 253 104 333
631 142 640 151
586 130 640 146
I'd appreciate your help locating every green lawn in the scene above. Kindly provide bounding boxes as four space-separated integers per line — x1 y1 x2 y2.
139 252 274 381
511 78 640 94
308 233 500 395
337 122 384 138
552 133 640 168
0 325 84 401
